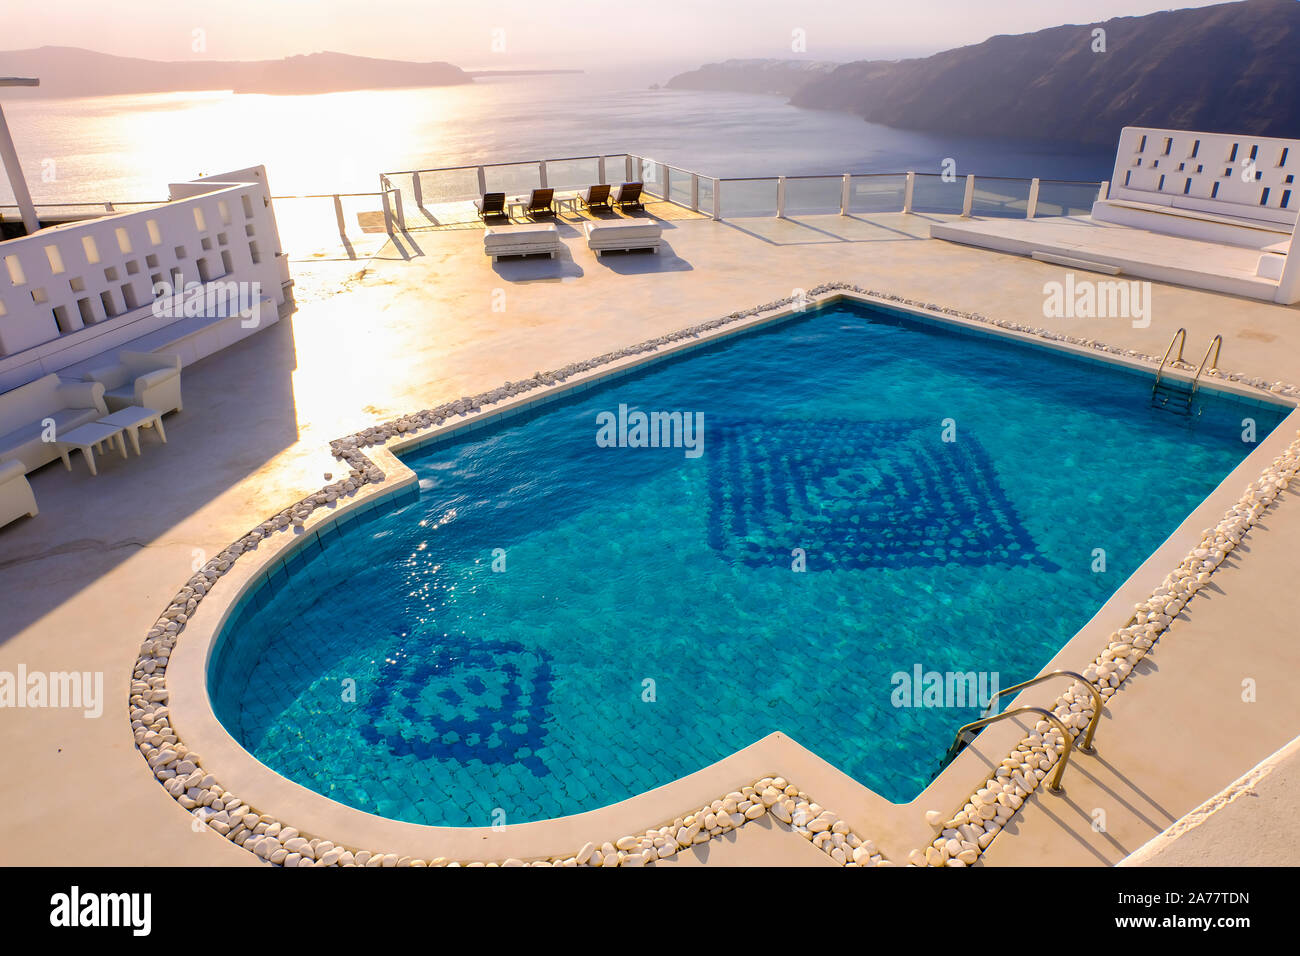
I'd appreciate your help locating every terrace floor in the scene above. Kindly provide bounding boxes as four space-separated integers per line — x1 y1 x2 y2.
1 203 1298 866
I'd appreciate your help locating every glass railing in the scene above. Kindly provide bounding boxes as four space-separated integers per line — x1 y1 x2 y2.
603 154 633 185
783 176 844 216
336 194 391 236
1035 180 1103 218
414 167 479 205
383 156 1103 223
667 166 694 208
909 174 966 215
719 179 779 218
970 177 1033 219
546 157 602 191
639 160 667 199
697 176 715 215
484 162 542 198
848 174 908 214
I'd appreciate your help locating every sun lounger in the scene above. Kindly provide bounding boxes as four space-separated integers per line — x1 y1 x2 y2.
474 193 508 219
579 184 612 212
523 188 555 218
612 182 644 210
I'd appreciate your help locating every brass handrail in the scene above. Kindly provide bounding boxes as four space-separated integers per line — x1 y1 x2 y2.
944 706 1076 792
1152 326 1187 398
1190 334 1223 402
986 670 1104 754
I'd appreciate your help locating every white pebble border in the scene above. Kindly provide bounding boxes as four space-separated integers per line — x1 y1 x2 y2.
130 283 1299 867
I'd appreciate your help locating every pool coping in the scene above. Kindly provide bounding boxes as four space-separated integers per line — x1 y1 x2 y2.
156 284 1300 866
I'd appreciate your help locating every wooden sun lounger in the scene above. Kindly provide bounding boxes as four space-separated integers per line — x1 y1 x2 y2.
612 182 644 210
474 192 508 219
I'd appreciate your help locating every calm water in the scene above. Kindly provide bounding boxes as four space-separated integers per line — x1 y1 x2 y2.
1 71 1113 205
208 301 1285 826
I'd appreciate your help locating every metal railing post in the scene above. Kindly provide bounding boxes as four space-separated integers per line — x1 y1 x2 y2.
1026 177 1040 219
392 189 405 230
903 171 915 213
961 174 975 217
663 165 670 202
598 156 607 185
840 174 851 216
413 173 424 209
333 194 346 236
776 176 787 218
538 160 548 189
476 166 487 196
712 178 721 221
691 173 699 211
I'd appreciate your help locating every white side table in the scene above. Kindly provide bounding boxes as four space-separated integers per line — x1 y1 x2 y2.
56 422 128 477
98 406 167 455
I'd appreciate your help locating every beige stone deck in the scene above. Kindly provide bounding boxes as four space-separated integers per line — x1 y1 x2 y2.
1 202 1298 866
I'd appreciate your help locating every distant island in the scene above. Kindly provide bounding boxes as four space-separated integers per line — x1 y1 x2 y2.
0 47 479 96
667 0 1300 146
665 59 840 98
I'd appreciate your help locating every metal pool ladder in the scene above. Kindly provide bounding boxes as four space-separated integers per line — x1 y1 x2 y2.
939 670 1106 793
1152 329 1220 416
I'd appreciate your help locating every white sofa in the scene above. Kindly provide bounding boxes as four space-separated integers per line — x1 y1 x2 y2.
583 218 663 256
0 460 37 529
83 351 183 415
483 223 562 262
0 374 107 472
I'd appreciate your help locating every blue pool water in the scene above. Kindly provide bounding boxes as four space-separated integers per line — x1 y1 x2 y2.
209 301 1287 826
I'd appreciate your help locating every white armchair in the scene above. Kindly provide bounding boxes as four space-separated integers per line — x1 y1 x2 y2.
0 460 37 529
84 351 183 414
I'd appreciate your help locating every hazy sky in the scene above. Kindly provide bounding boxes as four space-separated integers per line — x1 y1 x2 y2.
2 0 1233 69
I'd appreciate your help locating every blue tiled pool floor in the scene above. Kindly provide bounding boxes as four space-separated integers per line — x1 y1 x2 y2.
209 301 1285 826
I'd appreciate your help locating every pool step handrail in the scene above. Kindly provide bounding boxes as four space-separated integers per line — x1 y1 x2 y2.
1152 327 1187 395
942 706 1077 793
983 669 1104 753
1190 334 1223 403
1151 327 1195 413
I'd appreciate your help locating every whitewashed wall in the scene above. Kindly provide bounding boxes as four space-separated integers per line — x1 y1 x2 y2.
1108 126 1299 225
0 166 290 391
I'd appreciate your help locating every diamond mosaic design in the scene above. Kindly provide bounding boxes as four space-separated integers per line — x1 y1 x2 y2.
360 635 555 778
706 419 1057 572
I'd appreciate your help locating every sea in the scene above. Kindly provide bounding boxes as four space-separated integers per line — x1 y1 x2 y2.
0 67 1115 206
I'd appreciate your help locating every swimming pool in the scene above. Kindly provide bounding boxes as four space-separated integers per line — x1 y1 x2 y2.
208 300 1286 826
